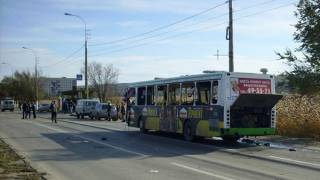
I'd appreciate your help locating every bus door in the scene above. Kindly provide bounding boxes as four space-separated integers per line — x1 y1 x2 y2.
160 106 177 132
159 84 179 132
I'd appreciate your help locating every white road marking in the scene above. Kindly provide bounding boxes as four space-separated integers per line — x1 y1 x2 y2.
268 155 320 167
171 162 235 180
62 120 123 131
33 121 147 157
149 169 159 173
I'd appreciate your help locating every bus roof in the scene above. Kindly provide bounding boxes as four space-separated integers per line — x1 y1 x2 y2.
128 71 273 87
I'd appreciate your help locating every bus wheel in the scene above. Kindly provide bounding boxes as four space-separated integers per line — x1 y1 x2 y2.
76 114 80 119
183 121 194 142
139 119 147 133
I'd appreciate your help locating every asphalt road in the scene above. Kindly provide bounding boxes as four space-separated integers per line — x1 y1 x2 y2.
0 111 319 180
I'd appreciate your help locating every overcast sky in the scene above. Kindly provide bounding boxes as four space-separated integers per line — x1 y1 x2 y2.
0 0 298 84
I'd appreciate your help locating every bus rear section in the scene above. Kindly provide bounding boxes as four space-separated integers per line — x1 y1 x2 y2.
222 75 282 138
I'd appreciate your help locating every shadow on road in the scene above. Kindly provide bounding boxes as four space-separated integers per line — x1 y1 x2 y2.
34 125 257 162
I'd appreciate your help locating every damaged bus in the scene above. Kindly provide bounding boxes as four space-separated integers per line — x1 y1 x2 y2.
124 71 282 141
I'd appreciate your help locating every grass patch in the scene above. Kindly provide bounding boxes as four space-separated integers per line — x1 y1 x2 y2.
0 138 45 179
277 95 320 140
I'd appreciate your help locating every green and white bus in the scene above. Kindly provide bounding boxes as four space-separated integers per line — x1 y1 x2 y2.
124 71 282 141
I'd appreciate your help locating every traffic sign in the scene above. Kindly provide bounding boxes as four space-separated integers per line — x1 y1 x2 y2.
76 74 83 80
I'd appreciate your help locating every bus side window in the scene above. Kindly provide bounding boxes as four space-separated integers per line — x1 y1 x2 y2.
212 81 219 104
181 82 194 105
147 86 155 105
137 87 146 105
168 84 180 105
156 85 167 106
196 81 210 105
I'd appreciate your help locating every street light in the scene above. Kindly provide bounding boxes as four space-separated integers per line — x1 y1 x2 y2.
64 12 89 99
22 46 39 109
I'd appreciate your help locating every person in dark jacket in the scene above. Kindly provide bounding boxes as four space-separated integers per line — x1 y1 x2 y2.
22 102 27 119
107 102 111 121
25 103 31 119
120 103 126 122
31 103 36 119
50 101 57 123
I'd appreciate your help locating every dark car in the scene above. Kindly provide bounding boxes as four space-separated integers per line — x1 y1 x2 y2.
38 103 51 112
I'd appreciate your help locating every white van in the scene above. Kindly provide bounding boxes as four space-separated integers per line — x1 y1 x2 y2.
75 99 100 119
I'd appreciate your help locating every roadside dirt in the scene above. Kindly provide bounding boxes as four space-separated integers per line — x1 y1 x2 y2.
0 138 46 180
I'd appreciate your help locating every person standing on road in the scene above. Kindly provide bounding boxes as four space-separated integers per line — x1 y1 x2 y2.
26 103 31 119
22 102 27 119
121 103 125 122
50 101 57 123
31 102 36 119
116 104 120 120
107 102 111 121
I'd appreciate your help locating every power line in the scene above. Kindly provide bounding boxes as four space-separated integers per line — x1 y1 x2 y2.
234 2 296 21
40 44 84 68
89 0 281 55
88 1 296 58
89 1 228 46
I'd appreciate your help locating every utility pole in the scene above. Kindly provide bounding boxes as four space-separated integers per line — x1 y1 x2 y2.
64 13 89 99
226 0 234 72
85 32 88 99
35 57 38 109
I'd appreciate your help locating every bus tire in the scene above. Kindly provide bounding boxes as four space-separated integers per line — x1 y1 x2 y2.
139 118 147 133
76 114 80 119
183 120 195 142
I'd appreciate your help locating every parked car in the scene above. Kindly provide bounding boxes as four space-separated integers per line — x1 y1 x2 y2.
91 103 108 120
75 99 100 119
0 99 14 112
38 103 51 112
110 104 118 120
90 103 118 120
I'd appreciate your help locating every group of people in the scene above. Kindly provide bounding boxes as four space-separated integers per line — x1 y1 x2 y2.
20 101 58 124
62 99 76 114
21 102 37 119
20 99 126 123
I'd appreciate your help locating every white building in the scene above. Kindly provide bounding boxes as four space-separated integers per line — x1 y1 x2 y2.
40 77 77 97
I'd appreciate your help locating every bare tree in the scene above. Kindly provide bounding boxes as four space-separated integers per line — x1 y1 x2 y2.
83 62 119 102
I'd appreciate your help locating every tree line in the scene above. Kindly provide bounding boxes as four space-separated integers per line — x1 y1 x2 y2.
0 71 42 102
277 0 320 95
0 63 120 103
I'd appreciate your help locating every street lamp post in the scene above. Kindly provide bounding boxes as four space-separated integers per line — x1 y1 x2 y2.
22 46 39 109
64 12 89 99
